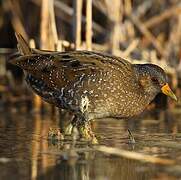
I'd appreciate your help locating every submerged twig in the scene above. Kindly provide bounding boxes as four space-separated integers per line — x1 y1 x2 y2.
95 145 175 165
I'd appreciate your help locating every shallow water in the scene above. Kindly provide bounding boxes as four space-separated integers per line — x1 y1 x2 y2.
0 110 181 180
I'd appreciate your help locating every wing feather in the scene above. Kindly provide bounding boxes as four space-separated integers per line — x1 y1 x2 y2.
10 51 135 89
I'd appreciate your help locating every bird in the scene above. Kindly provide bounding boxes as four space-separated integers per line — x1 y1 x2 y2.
10 33 177 143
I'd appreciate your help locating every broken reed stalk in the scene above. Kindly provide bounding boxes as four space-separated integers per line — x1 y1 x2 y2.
121 39 139 57
124 0 132 15
86 0 92 50
49 0 59 49
49 0 63 51
49 0 63 52
32 0 105 34
130 14 165 57
40 0 49 50
95 145 175 165
92 0 107 15
0 54 6 76
73 0 83 50
5 0 28 39
145 5 181 29
106 0 123 55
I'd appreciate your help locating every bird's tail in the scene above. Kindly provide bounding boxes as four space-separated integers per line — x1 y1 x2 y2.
8 33 33 66
15 33 32 55
13 33 55 55
8 33 33 69
9 33 55 68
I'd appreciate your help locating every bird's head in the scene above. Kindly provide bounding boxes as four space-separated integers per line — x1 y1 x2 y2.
134 64 177 101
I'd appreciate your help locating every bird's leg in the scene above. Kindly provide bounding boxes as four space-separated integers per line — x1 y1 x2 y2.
63 115 77 135
77 120 98 144
64 123 73 135
63 115 98 144
59 109 74 135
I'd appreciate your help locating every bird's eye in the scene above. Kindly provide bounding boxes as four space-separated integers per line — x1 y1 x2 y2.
151 77 159 83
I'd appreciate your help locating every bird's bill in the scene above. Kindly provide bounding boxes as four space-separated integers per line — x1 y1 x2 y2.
161 83 177 101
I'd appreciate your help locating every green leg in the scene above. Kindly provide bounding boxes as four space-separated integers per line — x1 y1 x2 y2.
78 121 98 144
63 115 98 144
64 123 73 135
63 115 76 135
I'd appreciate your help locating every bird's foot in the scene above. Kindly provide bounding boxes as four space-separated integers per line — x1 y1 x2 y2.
78 122 98 144
128 129 136 144
47 127 64 141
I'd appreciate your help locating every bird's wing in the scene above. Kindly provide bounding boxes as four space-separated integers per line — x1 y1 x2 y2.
10 51 135 89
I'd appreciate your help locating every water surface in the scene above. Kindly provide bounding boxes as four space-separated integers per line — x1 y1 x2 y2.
0 110 181 180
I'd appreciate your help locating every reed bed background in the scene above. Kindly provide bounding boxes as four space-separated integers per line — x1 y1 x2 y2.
0 0 180 112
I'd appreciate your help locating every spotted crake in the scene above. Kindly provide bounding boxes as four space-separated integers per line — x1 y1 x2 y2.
10 33 177 143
